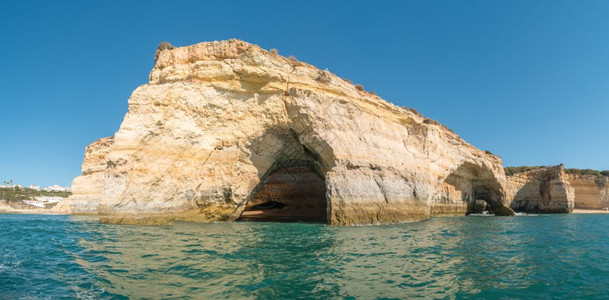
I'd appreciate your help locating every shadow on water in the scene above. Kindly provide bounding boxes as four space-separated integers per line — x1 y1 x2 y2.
2 214 609 299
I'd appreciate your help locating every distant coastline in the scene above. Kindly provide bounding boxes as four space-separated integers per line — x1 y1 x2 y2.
0 185 71 214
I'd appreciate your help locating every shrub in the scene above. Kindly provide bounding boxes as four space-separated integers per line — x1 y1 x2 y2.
270 48 278 55
504 166 543 176
315 70 331 83
565 168 606 177
287 55 303 67
355 84 364 91
154 41 175 62
423 118 439 125
485 150 494 155
409 108 422 117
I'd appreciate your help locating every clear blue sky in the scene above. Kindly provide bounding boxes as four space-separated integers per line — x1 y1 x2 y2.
1 0 608 187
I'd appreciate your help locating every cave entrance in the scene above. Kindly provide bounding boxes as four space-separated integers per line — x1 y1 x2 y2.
437 162 513 216
238 166 328 222
467 185 497 215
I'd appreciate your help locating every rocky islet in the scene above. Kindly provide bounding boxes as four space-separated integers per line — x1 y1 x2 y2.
61 40 607 225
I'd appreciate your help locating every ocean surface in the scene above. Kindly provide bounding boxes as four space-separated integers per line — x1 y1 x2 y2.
1 214 608 299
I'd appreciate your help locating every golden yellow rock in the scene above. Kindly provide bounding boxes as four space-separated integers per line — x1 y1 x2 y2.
506 165 574 213
66 39 514 225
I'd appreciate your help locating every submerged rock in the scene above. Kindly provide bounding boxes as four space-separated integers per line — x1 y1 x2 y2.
67 39 514 225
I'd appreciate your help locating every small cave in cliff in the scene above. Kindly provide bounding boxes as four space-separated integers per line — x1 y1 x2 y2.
435 162 511 216
238 166 328 222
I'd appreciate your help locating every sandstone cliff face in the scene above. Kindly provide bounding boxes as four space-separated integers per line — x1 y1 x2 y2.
566 174 609 209
66 136 114 213
506 165 574 213
69 39 514 225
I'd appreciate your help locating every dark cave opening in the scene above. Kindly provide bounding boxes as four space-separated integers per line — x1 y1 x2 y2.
238 166 328 222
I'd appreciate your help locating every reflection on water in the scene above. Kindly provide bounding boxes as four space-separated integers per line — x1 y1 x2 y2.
1 214 609 299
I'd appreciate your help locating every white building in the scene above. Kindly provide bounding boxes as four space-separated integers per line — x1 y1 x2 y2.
22 196 64 208
22 199 45 208
44 185 71 192
34 196 63 203
29 185 41 191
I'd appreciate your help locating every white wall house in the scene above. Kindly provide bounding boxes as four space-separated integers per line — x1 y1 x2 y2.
22 200 45 208
34 196 63 203
22 197 65 208
44 185 71 192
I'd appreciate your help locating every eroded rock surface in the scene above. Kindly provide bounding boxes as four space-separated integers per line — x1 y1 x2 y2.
66 136 114 213
506 165 574 213
566 174 609 209
68 39 514 225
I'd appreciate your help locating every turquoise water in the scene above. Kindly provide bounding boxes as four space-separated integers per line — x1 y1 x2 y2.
1 214 608 299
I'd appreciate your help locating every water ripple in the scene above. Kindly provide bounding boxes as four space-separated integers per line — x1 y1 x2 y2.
1 214 609 298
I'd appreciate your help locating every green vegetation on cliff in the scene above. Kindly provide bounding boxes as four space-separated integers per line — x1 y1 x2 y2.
565 169 609 177
0 187 71 203
504 166 544 176
504 166 609 177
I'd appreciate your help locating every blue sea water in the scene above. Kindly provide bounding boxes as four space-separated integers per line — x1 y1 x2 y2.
1 214 608 299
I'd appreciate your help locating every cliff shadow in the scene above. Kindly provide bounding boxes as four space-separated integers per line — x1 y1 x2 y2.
236 126 330 223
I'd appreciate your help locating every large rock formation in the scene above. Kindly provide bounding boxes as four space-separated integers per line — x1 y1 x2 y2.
566 173 609 209
506 165 575 213
67 39 514 225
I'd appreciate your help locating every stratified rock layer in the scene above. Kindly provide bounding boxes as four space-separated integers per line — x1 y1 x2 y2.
506 165 574 213
566 174 609 209
68 39 514 225
66 136 114 213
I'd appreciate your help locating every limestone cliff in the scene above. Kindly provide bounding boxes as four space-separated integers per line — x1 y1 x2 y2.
566 173 609 209
506 165 574 213
68 39 514 225
66 136 114 213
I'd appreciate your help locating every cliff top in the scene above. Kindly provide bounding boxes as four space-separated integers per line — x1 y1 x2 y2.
148 39 499 163
505 165 609 178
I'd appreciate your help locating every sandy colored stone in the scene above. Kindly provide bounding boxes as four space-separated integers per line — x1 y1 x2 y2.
566 173 609 209
65 136 114 213
506 165 574 213
67 39 514 225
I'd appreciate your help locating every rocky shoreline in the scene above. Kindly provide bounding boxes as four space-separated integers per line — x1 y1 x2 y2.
0 202 70 215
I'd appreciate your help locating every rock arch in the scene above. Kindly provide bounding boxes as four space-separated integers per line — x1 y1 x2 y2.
433 162 514 216
229 127 331 222
67 39 514 225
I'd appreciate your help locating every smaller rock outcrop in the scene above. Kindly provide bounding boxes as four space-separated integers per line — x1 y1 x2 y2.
506 165 574 213
566 173 609 209
65 136 114 214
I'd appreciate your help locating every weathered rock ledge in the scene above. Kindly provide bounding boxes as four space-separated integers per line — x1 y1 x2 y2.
506 165 575 213
505 165 609 213
66 39 515 225
566 173 609 209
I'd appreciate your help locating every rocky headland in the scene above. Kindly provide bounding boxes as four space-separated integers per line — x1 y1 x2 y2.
505 166 609 212
566 173 609 209
64 39 517 225
506 165 574 213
